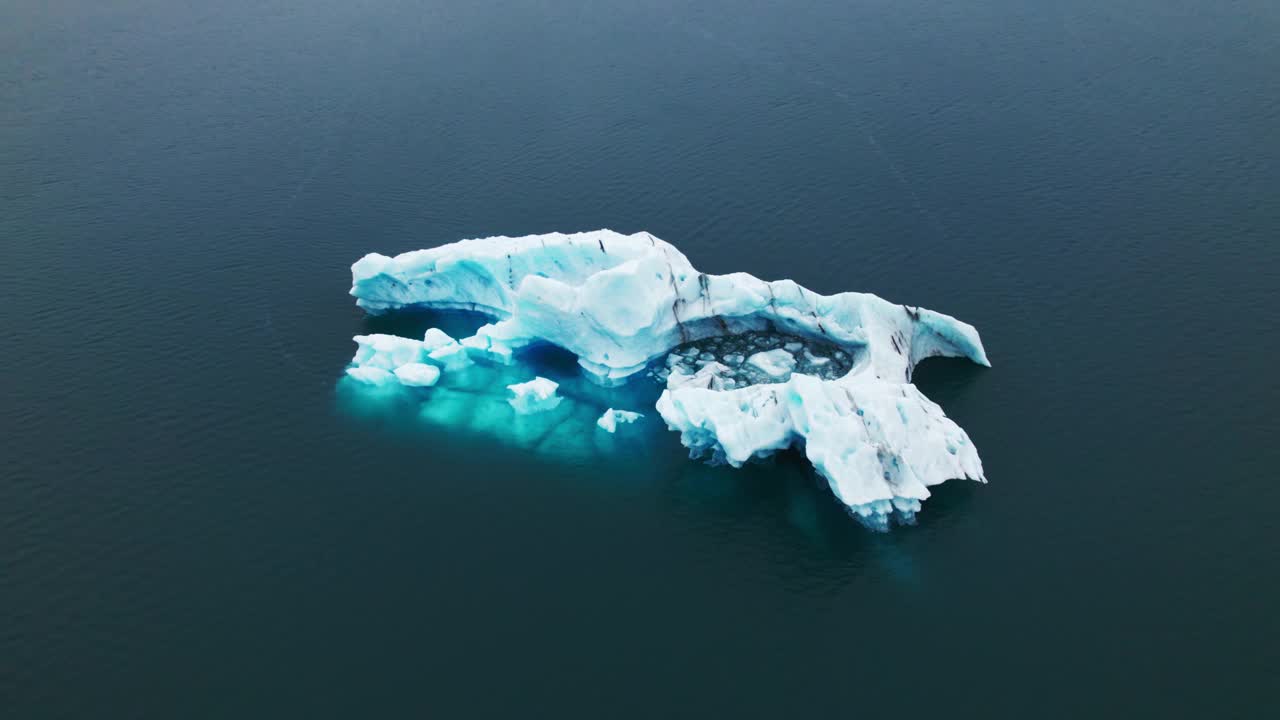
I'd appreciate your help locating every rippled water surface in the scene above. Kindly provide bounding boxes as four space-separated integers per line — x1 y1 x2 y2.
3 1 1279 716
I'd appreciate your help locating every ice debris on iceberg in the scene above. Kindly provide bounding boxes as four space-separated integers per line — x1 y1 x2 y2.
346 230 990 528
506 377 563 414
597 409 644 433
746 348 797 379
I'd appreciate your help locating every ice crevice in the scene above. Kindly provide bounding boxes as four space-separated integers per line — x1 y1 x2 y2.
344 230 990 529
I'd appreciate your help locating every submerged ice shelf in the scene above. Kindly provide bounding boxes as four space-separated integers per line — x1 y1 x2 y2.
344 230 990 529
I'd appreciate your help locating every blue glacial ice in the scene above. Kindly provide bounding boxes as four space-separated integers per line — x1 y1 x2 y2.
344 230 990 528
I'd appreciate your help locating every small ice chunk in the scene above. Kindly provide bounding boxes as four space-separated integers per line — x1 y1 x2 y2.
428 342 473 371
345 366 397 386
422 328 457 353
784 341 804 352
747 349 797 379
668 361 733 391
507 377 562 414
419 328 473 371
597 408 643 433
393 363 441 386
723 353 744 366
804 349 831 367
698 352 716 362
351 334 427 370
462 335 513 364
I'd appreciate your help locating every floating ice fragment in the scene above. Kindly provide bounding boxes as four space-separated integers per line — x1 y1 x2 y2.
668 361 734 391
428 342 473 371
506 377 563 414
597 409 644 433
804 349 831 367
746 348 797 380
422 328 457 352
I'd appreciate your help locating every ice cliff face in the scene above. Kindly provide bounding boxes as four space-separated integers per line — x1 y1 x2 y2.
348 230 990 528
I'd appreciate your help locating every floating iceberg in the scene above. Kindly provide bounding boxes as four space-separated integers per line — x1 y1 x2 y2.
346 230 990 528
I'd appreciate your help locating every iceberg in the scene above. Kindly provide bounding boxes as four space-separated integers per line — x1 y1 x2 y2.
347 230 990 528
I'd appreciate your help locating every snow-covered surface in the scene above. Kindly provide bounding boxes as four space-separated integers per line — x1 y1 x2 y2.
506 377 562 414
597 409 644 433
346 230 990 528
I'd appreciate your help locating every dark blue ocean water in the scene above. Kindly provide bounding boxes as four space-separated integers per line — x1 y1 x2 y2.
4 1 1279 716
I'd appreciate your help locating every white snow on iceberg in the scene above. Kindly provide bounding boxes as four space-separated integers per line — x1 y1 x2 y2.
345 230 990 528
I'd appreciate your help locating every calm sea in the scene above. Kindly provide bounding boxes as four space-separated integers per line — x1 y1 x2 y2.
3 0 1278 716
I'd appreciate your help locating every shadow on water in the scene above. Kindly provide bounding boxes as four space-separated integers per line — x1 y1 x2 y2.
336 366 985 590
657 444 983 585
910 355 989 406
517 342 590 382
360 307 493 341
